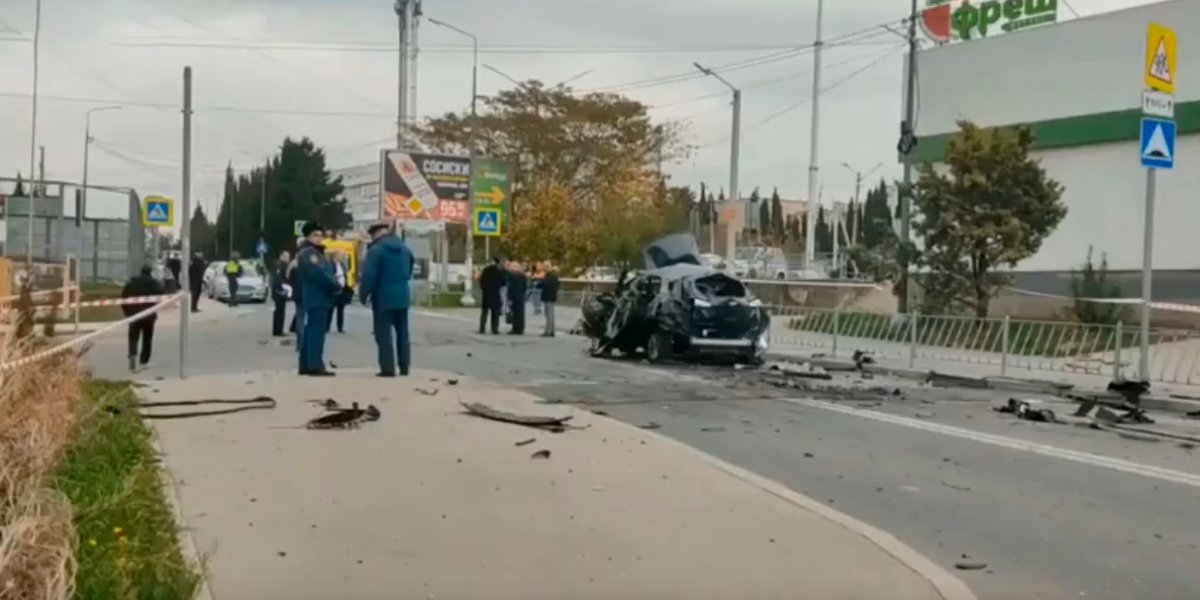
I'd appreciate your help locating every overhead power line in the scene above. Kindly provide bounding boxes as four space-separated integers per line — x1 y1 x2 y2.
0 91 393 118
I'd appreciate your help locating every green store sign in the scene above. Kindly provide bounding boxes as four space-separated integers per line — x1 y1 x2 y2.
923 0 1058 42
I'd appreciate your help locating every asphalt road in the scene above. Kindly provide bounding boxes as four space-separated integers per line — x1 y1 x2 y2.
87 303 1200 600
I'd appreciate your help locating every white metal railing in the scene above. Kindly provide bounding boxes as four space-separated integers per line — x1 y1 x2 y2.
769 305 1200 385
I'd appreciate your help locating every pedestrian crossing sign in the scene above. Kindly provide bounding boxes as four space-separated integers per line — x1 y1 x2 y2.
1145 23 1177 95
473 207 502 237
142 196 173 227
1140 117 1176 170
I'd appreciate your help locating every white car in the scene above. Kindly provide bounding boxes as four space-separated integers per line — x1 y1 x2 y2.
205 260 268 303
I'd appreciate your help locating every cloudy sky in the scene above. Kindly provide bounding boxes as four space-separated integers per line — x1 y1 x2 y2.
0 0 1155 223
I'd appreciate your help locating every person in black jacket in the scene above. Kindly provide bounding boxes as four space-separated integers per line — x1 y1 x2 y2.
540 264 560 337
121 265 164 371
477 256 506 335
187 252 207 312
270 250 291 336
506 261 528 335
166 255 182 291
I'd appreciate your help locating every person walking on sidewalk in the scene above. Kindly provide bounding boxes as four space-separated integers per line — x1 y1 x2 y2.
187 251 207 312
326 249 352 334
270 250 291 337
295 223 339 376
506 261 528 335
121 265 164 371
225 253 244 307
478 256 505 335
360 222 415 377
540 264 560 337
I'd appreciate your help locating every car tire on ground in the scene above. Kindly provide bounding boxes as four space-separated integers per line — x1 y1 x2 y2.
646 330 672 364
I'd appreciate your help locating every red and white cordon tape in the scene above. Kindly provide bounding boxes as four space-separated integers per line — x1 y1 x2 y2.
1004 286 1200 314
0 292 183 372
73 294 177 309
0 287 81 305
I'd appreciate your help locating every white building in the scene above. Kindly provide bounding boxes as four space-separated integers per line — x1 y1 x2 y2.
330 162 380 232
912 0 1197 298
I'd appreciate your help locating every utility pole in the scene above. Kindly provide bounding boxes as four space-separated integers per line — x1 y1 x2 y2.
842 161 882 247
394 0 410 149
26 0 41 267
693 62 740 260
259 163 267 233
898 0 921 313
804 0 826 273
180 66 193 379
409 1 422 127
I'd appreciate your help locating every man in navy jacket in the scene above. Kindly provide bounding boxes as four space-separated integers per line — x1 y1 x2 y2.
360 222 415 377
295 222 339 376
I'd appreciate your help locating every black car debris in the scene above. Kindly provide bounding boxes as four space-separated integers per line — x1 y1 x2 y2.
580 233 770 364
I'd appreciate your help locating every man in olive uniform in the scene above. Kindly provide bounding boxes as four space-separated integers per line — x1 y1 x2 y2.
295 222 339 376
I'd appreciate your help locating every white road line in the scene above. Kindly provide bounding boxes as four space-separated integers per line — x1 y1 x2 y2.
784 398 1200 489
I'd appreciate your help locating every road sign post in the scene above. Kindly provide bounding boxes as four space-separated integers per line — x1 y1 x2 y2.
472 207 501 237
1138 22 1178 382
142 196 174 227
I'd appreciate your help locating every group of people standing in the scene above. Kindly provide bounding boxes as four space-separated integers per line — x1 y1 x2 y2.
270 221 415 378
476 258 560 337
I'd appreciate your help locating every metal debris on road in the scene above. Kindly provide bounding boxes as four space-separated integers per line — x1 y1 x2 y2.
700 426 726 433
447 379 459 386
416 388 440 396
299 401 382 430
460 401 575 433
515 438 536 447
638 421 662 430
926 371 989 389
767 361 833 380
915 412 936 419
530 449 551 459
994 398 1061 424
955 561 987 570
941 481 971 492
136 396 278 420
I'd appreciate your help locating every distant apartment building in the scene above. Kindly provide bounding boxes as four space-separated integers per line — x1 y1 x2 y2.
330 162 380 232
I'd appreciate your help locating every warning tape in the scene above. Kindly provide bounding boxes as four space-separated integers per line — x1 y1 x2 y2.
0 293 183 372
0 287 80 305
1004 286 1200 314
71 294 175 309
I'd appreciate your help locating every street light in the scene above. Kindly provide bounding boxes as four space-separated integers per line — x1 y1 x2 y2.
428 16 479 306
693 61 741 259
81 105 123 230
841 161 883 247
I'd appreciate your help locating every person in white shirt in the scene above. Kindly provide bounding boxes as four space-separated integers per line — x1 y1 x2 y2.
326 249 352 333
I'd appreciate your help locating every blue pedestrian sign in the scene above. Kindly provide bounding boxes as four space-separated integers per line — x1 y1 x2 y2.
141 196 174 227
472 207 502 237
1140 117 1176 170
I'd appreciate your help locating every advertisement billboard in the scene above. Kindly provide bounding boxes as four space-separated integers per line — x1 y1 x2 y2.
380 151 471 223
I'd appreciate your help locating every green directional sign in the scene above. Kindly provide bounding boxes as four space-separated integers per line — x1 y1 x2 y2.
471 158 511 231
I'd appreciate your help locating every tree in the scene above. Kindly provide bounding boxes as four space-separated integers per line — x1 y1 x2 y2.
190 206 214 256
770 188 785 241
861 180 893 249
213 138 347 260
758 195 770 238
814 206 833 255
505 181 595 272
1070 246 1128 325
914 121 1066 317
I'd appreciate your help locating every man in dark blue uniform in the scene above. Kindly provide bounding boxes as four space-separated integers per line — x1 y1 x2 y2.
360 221 415 377
295 222 339 376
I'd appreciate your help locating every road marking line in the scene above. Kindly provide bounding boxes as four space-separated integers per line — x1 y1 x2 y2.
784 398 1200 489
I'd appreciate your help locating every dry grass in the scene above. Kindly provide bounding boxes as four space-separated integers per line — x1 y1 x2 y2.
0 324 82 600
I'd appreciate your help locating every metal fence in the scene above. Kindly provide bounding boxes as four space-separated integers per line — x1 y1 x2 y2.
768 306 1200 385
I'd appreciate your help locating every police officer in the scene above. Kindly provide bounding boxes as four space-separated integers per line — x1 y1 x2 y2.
360 221 414 377
295 222 339 376
225 252 244 307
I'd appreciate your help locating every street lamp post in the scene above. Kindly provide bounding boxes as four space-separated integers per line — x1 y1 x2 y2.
429 17 479 306
82 105 123 237
805 0 827 275
841 161 883 247
693 62 740 260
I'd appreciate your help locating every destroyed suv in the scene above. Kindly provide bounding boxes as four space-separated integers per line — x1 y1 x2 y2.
581 234 770 364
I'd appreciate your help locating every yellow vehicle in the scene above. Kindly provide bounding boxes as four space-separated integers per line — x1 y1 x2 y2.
323 237 365 289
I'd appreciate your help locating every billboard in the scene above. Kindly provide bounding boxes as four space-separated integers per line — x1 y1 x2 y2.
380 151 471 223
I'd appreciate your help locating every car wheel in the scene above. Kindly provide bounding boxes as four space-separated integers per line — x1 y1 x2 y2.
646 331 671 364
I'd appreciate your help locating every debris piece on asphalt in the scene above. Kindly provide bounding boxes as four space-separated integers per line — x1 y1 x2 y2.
915 412 935 419
926 371 989 389
277 551 287 557
447 379 459 386
994 398 1060 424
416 388 439 396
1116 432 1161 443
530 449 551 459
700 426 726 433
296 402 382 430
1186 410 1200 420
638 422 662 430
768 361 833 380
539 398 564 405
954 561 987 570
856 401 882 408
803 452 814 458
1180 442 1196 450
460 401 574 433
941 481 971 492
590 409 610 416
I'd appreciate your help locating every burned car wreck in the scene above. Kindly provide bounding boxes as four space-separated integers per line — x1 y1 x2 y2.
581 234 770 364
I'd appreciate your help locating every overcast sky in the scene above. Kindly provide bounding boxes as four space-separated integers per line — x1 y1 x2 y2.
0 0 1155 223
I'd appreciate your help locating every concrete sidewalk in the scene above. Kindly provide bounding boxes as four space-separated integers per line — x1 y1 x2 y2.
143 369 972 600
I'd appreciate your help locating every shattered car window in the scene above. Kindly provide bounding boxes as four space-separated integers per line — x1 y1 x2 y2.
691 274 748 299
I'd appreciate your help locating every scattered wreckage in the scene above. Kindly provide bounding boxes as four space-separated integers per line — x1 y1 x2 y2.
579 233 771 365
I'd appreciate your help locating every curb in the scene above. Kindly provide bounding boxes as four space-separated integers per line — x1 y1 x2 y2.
142 390 217 600
767 352 1200 415
602 410 979 600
